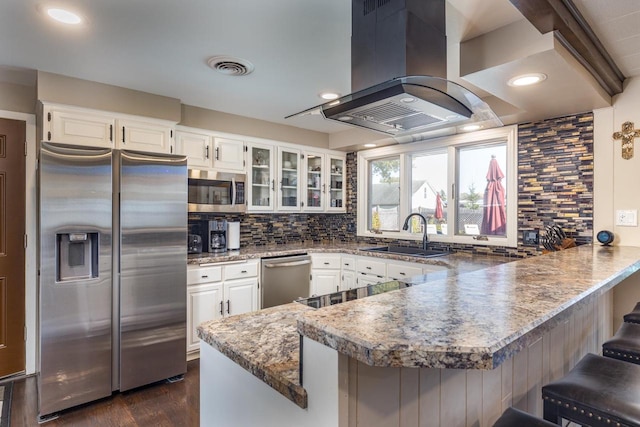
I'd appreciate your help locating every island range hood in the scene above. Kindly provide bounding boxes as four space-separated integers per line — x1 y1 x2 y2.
290 0 502 140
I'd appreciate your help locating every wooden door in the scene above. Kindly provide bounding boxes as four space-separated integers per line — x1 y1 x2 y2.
0 118 25 377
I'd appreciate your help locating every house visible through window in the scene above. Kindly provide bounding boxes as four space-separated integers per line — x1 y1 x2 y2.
357 126 518 247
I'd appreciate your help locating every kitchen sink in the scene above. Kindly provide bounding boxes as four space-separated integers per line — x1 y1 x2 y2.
359 245 450 258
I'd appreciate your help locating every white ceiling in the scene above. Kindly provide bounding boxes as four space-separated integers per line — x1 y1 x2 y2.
0 0 637 137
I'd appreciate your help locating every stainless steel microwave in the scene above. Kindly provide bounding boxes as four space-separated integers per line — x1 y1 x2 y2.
188 170 246 213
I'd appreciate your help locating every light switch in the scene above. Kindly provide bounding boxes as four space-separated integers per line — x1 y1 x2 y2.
616 209 638 226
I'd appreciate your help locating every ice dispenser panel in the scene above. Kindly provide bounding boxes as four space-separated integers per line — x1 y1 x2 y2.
57 232 99 281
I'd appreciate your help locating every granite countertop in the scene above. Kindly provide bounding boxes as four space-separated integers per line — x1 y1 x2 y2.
298 245 640 370
188 241 508 271
197 302 314 409
197 245 640 408
196 247 511 408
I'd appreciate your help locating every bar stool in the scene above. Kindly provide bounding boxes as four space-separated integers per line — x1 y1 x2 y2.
602 321 640 365
542 353 640 426
493 407 556 427
623 301 640 324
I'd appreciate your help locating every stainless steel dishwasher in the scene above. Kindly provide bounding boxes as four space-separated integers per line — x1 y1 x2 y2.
261 254 311 308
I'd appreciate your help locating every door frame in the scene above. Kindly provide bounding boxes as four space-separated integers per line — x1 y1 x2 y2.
0 110 36 375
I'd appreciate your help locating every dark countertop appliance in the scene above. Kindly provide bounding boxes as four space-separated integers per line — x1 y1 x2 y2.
188 234 202 254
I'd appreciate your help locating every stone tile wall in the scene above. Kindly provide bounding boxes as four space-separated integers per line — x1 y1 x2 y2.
189 112 594 258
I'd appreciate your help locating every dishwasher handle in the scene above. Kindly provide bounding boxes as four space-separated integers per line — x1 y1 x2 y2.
263 260 311 268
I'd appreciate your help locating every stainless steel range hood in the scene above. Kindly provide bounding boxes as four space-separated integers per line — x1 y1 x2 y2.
289 0 502 140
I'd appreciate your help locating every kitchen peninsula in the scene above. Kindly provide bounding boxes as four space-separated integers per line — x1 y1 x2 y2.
197 245 640 427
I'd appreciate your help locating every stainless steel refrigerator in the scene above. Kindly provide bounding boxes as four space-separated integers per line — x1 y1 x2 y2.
38 142 187 418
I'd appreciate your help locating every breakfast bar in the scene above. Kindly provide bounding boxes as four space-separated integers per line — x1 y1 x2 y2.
197 245 640 426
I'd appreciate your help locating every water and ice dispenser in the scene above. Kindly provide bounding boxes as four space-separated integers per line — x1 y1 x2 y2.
56 232 99 282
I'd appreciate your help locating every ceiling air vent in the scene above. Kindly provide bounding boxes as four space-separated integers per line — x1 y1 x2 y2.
207 56 255 76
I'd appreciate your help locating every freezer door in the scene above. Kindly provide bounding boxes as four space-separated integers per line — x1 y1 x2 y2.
38 142 113 417
118 150 187 391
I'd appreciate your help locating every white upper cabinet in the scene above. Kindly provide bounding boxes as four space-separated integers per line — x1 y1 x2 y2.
213 137 245 172
302 152 346 213
303 151 325 211
117 118 173 154
45 107 115 148
277 147 301 211
176 130 211 168
42 104 175 154
247 142 276 211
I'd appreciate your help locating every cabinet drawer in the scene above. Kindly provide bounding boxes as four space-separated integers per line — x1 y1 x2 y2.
225 262 259 280
356 258 386 276
312 255 341 270
387 263 423 280
341 256 355 271
187 265 223 285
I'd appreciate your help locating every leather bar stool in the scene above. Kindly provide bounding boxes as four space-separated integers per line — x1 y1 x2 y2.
623 302 640 324
602 322 640 364
542 353 640 426
493 407 557 427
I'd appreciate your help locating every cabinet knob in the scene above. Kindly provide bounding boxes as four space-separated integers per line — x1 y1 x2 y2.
201 275 208 278
241 270 247 274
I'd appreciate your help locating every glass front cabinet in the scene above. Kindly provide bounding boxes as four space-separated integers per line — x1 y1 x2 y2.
302 153 346 212
248 143 275 211
278 147 301 210
327 155 345 212
304 152 325 211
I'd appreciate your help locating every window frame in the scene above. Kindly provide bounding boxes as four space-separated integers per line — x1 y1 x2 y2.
357 125 518 247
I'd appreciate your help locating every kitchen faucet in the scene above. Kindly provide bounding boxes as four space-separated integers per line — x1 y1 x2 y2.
402 213 429 251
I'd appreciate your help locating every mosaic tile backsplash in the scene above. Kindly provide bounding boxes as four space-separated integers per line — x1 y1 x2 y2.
189 112 594 258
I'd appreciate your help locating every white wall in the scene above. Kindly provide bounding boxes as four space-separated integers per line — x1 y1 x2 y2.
594 76 640 246
0 110 37 375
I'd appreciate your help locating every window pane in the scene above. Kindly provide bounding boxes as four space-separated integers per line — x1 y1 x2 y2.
369 157 400 231
411 151 448 235
456 144 507 236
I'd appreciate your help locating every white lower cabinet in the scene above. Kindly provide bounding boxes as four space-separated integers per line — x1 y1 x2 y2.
341 270 356 290
310 254 341 296
187 260 259 354
187 282 224 353
224 278 259 316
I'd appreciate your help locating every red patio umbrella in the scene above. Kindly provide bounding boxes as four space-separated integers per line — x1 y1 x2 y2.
434 193 443 220
480 155 506 235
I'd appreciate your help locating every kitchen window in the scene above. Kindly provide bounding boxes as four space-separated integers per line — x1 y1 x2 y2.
357 125 518 247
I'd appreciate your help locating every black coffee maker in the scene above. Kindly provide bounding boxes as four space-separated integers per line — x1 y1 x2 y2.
208 220 227 253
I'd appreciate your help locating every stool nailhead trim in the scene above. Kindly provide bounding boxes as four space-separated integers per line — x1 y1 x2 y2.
603 348 640 361
543 395 623 426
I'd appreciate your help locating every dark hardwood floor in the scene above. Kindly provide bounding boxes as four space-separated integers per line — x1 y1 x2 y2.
10 359 199 427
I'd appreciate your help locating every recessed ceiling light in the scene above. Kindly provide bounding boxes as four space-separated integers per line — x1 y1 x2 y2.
320 92 340 100
338 116 352 121
508 73 547 87
462 124 481 131
364 143 377 148
46 8 82 24
400 97 416 103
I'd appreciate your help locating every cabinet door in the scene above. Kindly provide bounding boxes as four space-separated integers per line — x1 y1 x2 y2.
303 152 325 211
118 118 173 154
247 143 275 211
213 137 245 172
176 131 211 168
341 270 356 291
356 274 386 287
224 278 258 316
311 270 340 296
327 155 346 212
278 147 301 211
187 282 224 353
47 108 114 148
